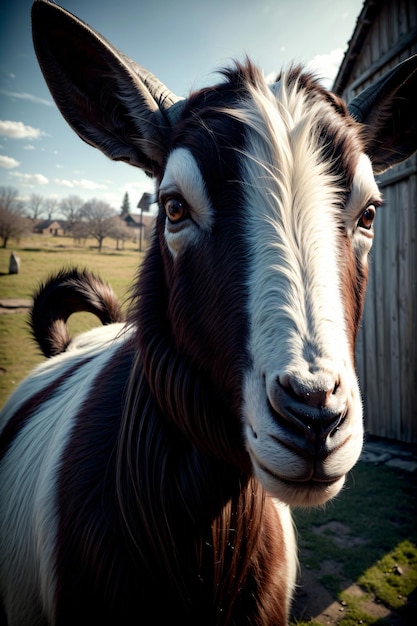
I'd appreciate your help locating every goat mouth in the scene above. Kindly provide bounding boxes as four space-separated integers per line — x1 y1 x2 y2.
263 402 352 470
250 454 347 504
257 460 342 488
266 398 348 441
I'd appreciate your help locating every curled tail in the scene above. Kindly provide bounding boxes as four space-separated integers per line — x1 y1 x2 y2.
30 268 124 357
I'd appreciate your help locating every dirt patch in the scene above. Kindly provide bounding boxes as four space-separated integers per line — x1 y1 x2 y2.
291 562 393 625
312 521 368 549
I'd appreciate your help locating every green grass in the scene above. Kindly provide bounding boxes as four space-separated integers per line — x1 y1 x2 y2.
0 234 145 406
0 233 143 300
357 540 417 610
0 313 40 401
292 462 417 625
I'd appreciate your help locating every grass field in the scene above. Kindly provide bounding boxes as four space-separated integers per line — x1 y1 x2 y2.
0 234 144 406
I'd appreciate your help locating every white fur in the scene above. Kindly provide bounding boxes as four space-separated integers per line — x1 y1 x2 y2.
239 77 369 505
272 499 298 615
0 324 131 625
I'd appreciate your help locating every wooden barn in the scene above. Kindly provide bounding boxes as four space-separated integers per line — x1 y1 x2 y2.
333 0 417 442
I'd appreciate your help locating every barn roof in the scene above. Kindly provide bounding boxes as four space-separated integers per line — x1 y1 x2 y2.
333 0 417 96
333 0 379 95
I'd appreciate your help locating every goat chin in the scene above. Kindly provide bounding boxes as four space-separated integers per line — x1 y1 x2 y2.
259 471 347 507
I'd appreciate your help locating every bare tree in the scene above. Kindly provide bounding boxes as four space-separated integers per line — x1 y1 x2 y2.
0 209 28 248
0 187 25 214
44 197 59 220
71 220 90 245
26 193 45 222
109 215 133 250
80 198 117 252
59 195 84 231
0 187 27 248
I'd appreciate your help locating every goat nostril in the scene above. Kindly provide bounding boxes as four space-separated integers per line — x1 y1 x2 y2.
280 373 340 407
268 374 347 441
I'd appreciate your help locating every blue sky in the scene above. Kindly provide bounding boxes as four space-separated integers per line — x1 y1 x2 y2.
0 0 364 213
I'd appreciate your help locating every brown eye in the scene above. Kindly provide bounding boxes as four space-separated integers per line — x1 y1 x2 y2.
165 197 187 223
358 205 376 230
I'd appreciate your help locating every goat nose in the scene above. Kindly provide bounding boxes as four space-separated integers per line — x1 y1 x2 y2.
269 373 345 439
283 374 338 409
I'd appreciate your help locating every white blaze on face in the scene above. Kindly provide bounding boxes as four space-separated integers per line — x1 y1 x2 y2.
243 80 351 392
238 77 376 505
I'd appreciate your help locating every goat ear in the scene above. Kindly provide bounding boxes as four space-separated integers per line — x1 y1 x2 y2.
31 0 183 177
348 55 417 174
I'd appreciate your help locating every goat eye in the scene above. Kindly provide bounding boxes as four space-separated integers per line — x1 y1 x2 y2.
164 197 187 223
358 205 376 230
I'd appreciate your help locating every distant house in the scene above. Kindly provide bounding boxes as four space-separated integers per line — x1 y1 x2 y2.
123 213 143 229
123 211 155 230
122 211 156 244
34 219 66 236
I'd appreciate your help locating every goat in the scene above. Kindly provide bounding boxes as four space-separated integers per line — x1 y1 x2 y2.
1 1 416 624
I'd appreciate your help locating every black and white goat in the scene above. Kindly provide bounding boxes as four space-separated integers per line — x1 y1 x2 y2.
1 1 416 624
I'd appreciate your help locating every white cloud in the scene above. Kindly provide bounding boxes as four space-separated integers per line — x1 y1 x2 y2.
77 178 107 190
0 120 44 140
264 48 344 90
125 181 155 203
264 70 278 84
24 144 35 150
307 48 344 89
9 172 49 186
54 178 74 188
0 155 20 169
54 178 107 190
0 90 53 107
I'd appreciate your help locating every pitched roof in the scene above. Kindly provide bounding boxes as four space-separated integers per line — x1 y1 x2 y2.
35 219 64 229
333 0 378 95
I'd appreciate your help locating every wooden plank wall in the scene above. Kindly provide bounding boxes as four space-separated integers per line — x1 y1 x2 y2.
356 161 417 442
340 0 417 441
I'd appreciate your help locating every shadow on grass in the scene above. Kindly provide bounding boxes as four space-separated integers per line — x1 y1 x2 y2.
20 247 61 253
291 456 417 625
